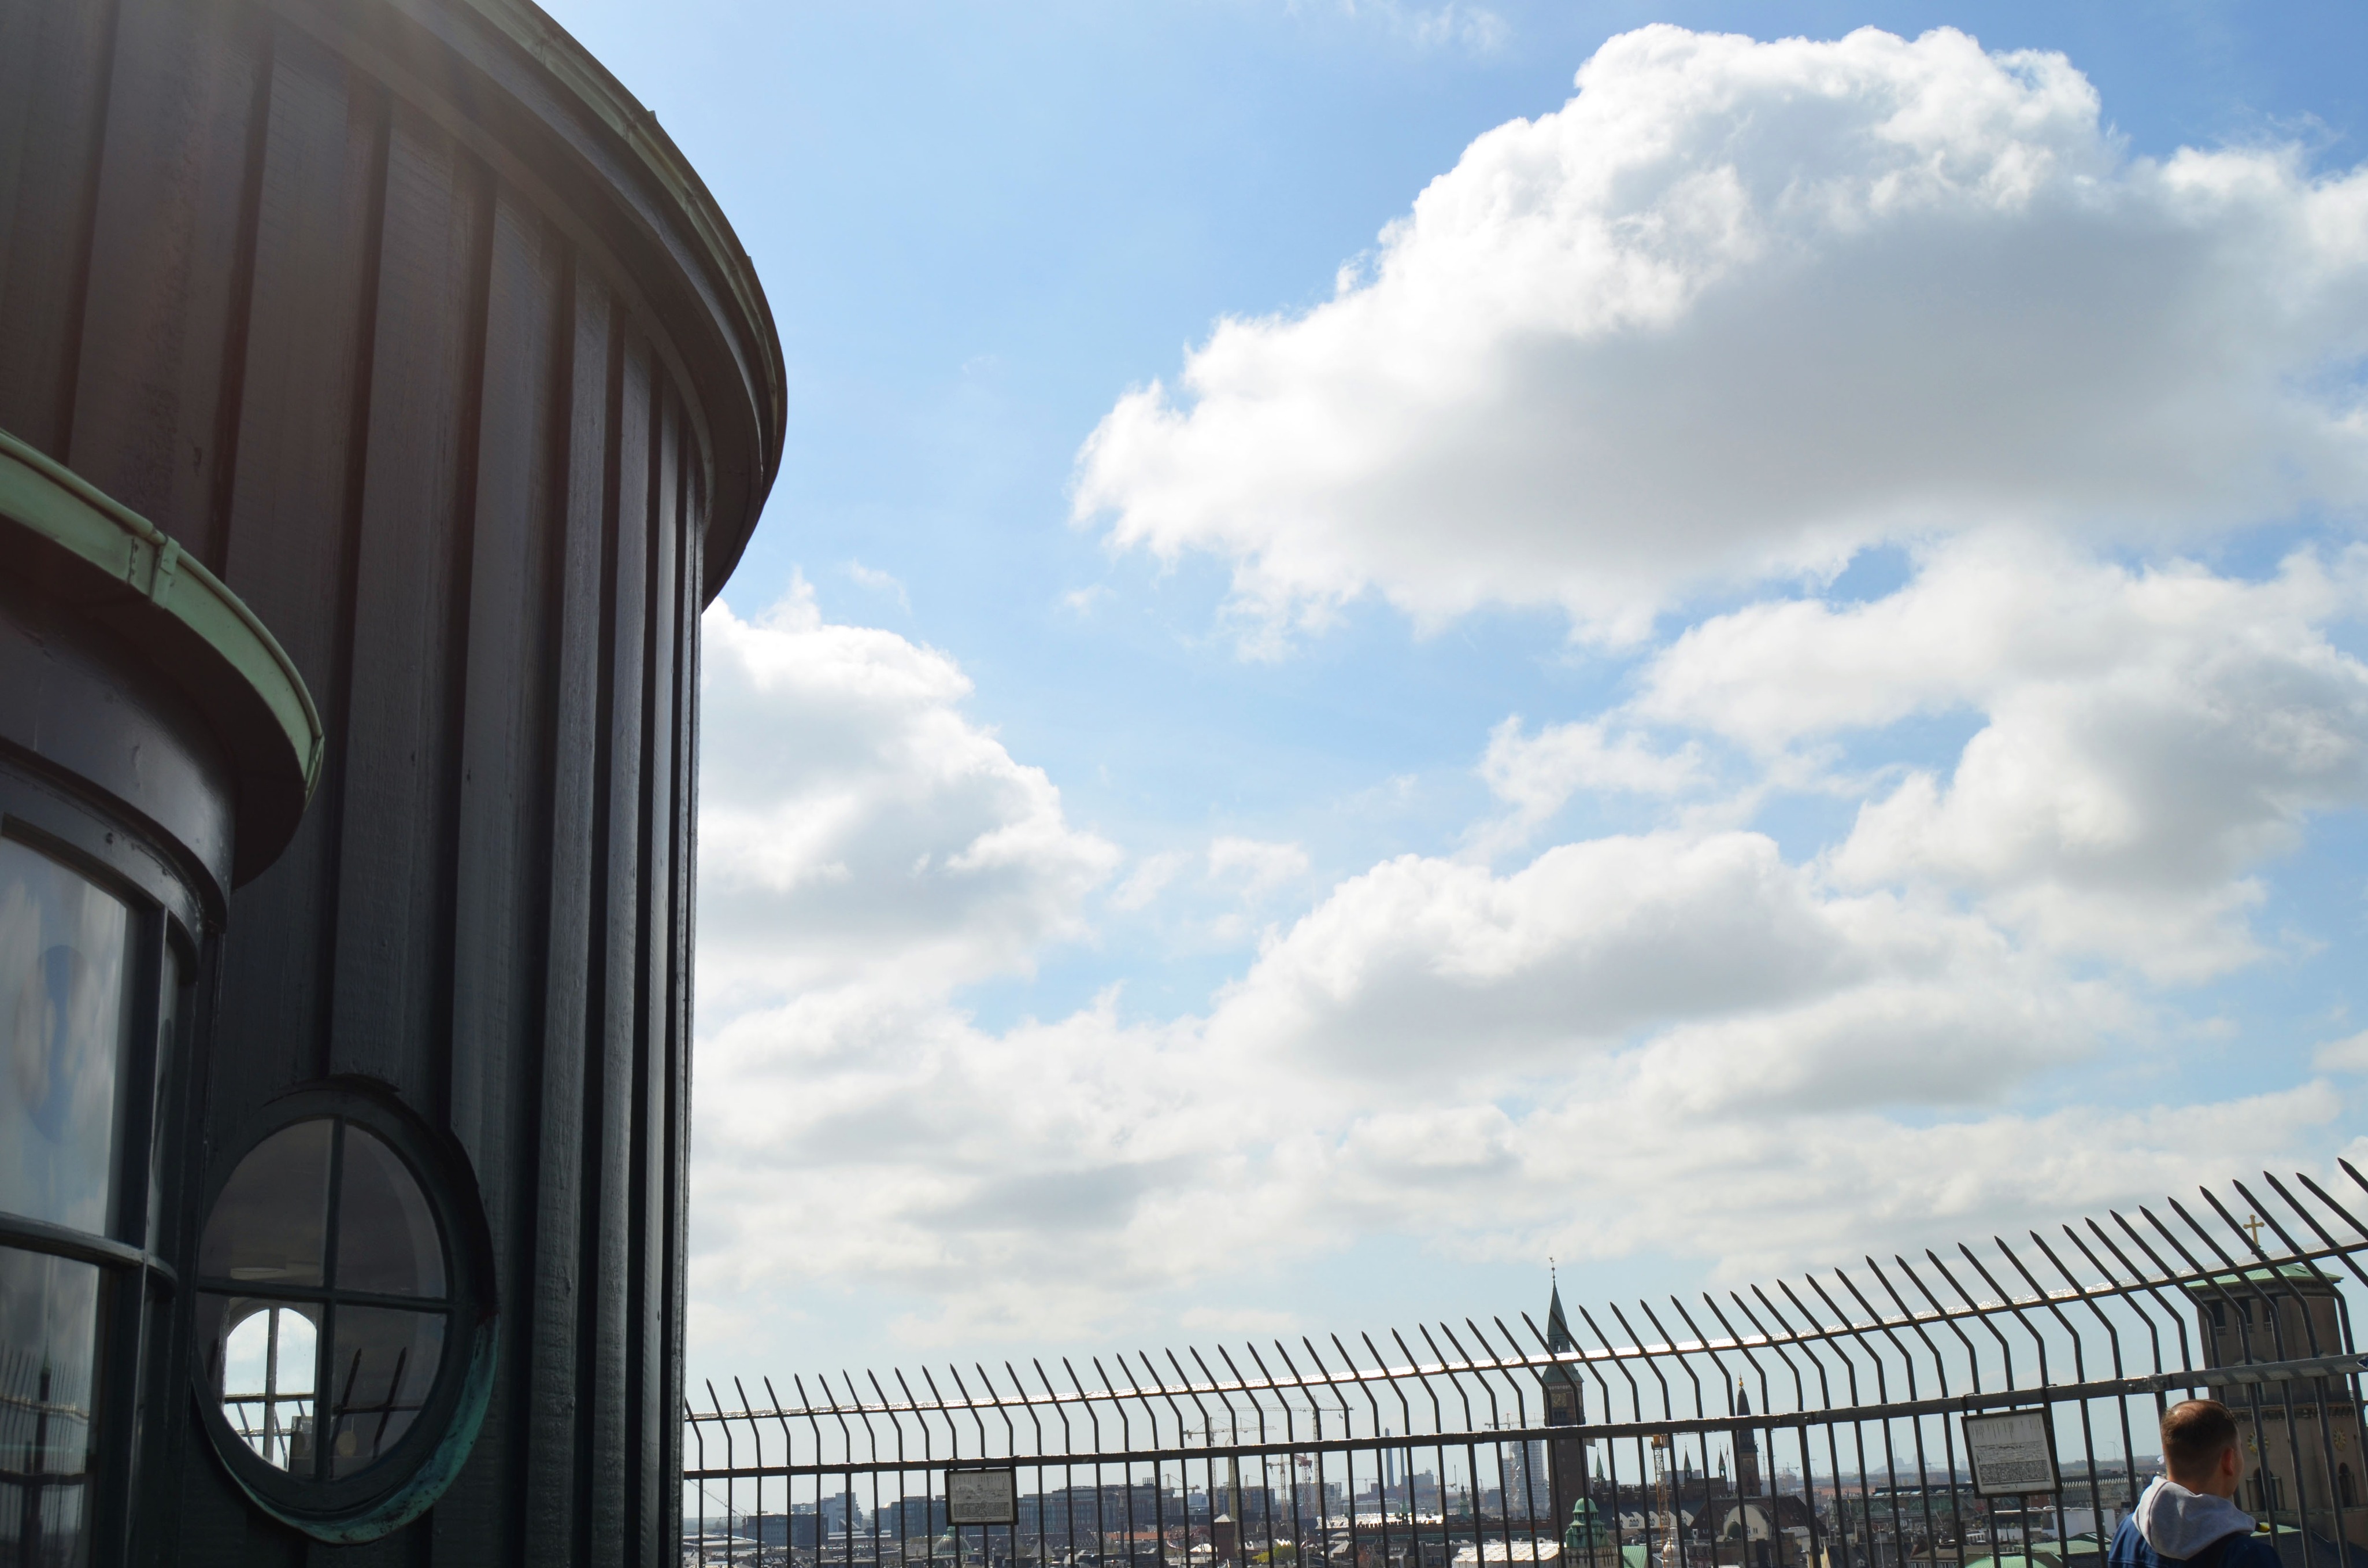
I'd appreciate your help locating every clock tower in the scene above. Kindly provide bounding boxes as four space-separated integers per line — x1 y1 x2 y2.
1542 1282 1590 1550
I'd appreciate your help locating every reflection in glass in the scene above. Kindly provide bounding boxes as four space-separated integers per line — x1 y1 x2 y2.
147 953 181 1251
193 1115 465 1493
0 837 133 1236
334 1128 443 1297
0 1245 102 1566
198 1119 330 1286
325 1307 443 1477
209 1299 319 1472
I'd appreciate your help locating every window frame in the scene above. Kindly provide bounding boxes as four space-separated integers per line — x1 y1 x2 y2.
0 757 199 1568
188 1081 497 1544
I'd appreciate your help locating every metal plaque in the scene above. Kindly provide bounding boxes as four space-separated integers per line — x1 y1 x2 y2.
1963 1409 2059 1497
946 1466 1018 1526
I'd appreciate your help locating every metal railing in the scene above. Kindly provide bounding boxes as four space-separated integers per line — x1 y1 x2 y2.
684 1165 2368 1568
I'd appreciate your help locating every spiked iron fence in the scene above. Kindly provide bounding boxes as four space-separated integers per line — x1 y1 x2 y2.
684 1167 2368 1568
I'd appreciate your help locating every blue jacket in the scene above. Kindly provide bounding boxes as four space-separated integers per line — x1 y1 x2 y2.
2108 1480 2281 1568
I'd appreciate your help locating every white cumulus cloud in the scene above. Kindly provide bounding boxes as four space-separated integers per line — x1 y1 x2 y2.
1633 539 2368 977
1472 716 1705 852
1074 25 2368 643
2312 1029 2368 1074
696 581 1119 1010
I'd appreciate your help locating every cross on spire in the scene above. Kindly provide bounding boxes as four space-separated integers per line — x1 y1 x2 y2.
2243 1214 2266 1248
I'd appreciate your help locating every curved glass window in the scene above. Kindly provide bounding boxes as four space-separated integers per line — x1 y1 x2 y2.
0 835 151 1568
196 1117 455 1484
0 836 134 1235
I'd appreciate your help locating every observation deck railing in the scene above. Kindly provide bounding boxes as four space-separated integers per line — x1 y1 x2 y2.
684 1165 2368 1568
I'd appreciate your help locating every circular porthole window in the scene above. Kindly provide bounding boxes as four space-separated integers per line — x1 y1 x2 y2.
191 1085 494 1543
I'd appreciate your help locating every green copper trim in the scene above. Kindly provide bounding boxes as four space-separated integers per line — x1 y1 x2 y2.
0 429 324 803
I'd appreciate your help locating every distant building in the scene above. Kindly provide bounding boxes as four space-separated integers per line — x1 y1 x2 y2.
1021 1482 1185 1547
1542 1282 1592 1536
820 1491 870 1536
2183 1262 2368 1545
1731 1382 1763 1498
1504 1440 1553 1518
888 1496 952 1539
733 1491 868 1547
1694 1495 1816 1568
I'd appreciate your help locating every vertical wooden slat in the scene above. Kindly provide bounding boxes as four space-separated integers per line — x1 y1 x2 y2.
213 28 389 1111
664 444 706 1562
523 257 612 1568
434 182 568 1565
65 0 265 566
327 104 491 1098
627 385 682 1560
217 23 386 688
187 35 390 1564
0 0 119 456
585 320 653 1568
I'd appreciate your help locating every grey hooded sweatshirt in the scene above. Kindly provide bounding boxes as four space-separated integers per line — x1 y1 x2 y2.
2109 1478 2276 1568
2133 1480 2255 1559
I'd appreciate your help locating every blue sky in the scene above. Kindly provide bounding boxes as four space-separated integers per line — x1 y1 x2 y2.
536 0 2368 1388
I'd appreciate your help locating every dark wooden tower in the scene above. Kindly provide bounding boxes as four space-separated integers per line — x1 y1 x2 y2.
0 0 783 1559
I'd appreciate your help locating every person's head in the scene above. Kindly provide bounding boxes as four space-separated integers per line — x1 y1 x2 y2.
2162 1400 2245 1499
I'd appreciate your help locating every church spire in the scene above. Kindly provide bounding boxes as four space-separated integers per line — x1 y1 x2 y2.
1540 1276 1582 1425
1730 1377 1762 1497
1539 1272 1590 1552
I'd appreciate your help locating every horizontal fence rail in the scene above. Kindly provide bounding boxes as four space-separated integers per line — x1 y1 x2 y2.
684 1165 2368 1568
